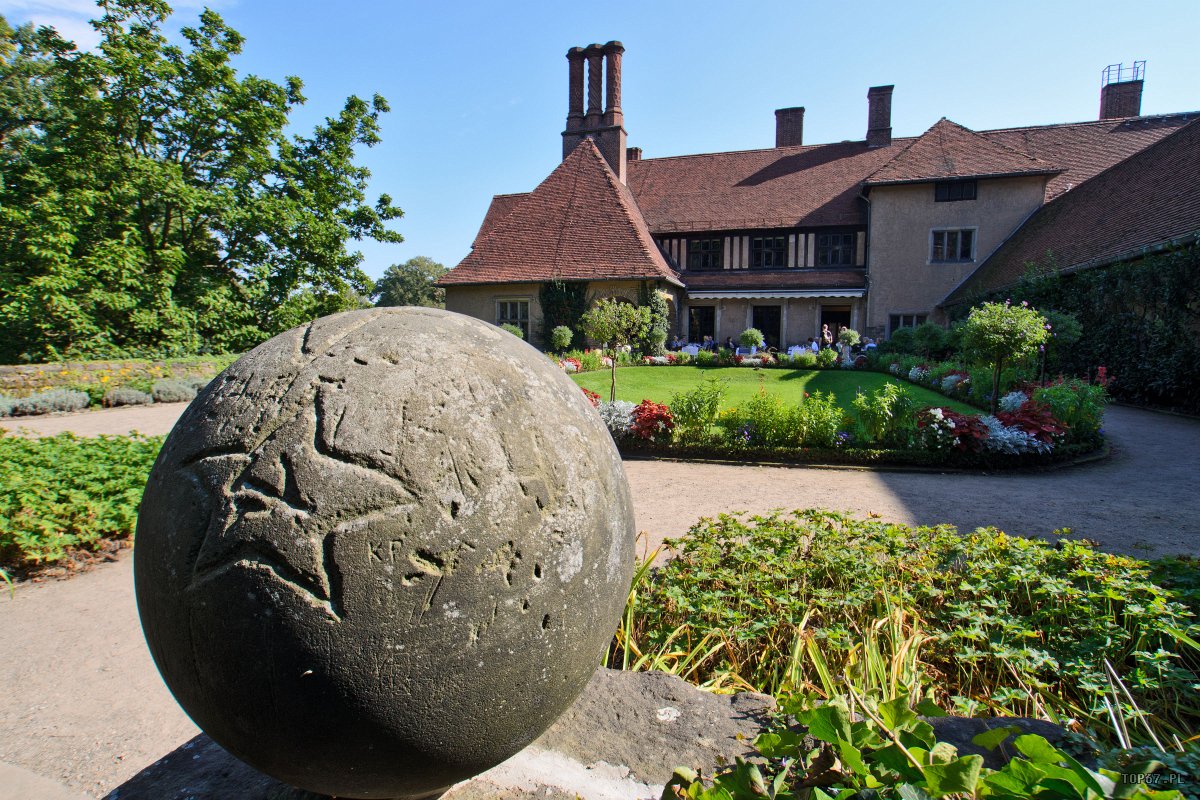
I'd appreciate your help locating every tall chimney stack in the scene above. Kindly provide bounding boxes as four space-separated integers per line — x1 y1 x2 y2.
1100 62 1145 119
561 41 628 182
775 107 805 147
866 85 893 148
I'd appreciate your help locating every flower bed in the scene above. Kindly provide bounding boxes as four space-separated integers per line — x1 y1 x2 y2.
583 366 1105 469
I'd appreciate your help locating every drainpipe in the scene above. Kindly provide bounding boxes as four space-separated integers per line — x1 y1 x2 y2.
859 186 873 334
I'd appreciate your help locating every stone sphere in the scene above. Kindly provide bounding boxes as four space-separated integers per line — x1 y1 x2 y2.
134 308 636 799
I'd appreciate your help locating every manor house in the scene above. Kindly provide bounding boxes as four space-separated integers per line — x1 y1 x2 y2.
439 45 1198 348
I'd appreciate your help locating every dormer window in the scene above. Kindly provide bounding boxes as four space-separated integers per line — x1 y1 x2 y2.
935 180 977 202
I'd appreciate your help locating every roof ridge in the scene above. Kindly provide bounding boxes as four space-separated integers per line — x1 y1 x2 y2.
629 137 916 165
940 117 1059 168
591 142 682 282
980 110 1200 135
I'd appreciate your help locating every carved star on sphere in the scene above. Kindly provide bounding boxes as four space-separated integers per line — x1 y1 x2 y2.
184 384 415 618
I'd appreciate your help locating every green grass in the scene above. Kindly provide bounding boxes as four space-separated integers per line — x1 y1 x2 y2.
571 366 977 415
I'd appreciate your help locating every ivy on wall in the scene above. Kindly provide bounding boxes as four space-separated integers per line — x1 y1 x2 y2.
538 281 590 350
960 244 1199 413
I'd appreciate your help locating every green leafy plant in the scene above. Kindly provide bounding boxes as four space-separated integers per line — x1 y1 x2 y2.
852 382 917 447
580 299 651 401
960 302 1050 413
669 378 728 444
499 323 525 339
666 692 1186 800
816 347 839 368
740 328 766 349
838 328 861 348
612 510 1199 743
550 325 574 352
0 432 164 570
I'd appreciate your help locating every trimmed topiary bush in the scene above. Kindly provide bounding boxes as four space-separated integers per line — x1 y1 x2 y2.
103 387 153 407
9 389 90 416
152 379 200 403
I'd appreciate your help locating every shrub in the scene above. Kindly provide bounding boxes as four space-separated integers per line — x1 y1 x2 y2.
852 382 917 447
596 400 635 438
738 328 765 349
102 387 153 407
579 350 603 372
792 350 817 369
790 391 843 448
960 301 1049 413
695 349 716 367
499 323 524 339
669 378 726 444
8 389 90 416
0 396 14 417
615 510 1199 742
837 327 860 348
912 320 949 358
549 325 573 351
882 326 915 354
629 400 674 441
816 347 838 368
1034 379 1107 444
0 433 164 569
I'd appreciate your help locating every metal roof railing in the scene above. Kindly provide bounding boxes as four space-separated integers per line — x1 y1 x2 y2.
1102 61 1146 86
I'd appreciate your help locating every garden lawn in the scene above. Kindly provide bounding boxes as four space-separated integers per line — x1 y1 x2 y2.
571 366 977 416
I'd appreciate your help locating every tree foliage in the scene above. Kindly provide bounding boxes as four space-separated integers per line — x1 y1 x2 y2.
0 1 402 362
580 298 649 401
636 281 669 356
960 301 1048 413
372 256 446 308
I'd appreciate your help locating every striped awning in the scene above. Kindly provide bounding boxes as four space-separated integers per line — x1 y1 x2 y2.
686 289 865 300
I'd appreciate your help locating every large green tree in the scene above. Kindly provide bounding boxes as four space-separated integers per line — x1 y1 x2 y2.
372 256 446 308
0 1 402 362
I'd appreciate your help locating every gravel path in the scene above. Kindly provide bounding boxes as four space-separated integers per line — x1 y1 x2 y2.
1 402 1196 797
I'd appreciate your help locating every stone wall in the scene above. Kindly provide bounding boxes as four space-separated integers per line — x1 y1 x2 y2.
0 357 233 397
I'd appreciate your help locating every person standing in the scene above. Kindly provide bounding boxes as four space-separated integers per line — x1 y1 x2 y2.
821 324 833 349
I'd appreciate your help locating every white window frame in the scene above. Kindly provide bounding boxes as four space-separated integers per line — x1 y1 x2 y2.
495 298 531 339
929 227 977 264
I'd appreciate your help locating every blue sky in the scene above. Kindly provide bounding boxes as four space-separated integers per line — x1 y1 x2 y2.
2 0 1198 281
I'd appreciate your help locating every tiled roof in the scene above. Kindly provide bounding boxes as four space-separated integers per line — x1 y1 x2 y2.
944 118 1200 306
866 118 1060 186
625 140 911 234
981 112 1200 201
683 270 866 291
471 193 527 246
441 139 681 287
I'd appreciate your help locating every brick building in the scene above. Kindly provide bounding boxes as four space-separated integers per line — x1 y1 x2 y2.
440 48 1197 348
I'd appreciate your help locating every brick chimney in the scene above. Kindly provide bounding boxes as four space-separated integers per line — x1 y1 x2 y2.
775 107 805 147
626 147 642 161
1100 62 1145 119
866 85 893 148
562 41 628 182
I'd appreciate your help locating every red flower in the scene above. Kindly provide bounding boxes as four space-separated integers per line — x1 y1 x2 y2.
580 387 601 407
630 400 674 441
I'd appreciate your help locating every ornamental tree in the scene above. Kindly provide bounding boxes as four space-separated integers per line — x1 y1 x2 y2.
372 256 447 308
739 328 765 349
960 301 1049 413
580 298 650 401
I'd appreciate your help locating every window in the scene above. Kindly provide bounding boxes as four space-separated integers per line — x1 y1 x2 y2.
496 299 529 339
889 314 927 335
687 237 723 271
935 180 977 202
688 306 715 341
750 235 787 268
931 229 975 262
816 233 855 267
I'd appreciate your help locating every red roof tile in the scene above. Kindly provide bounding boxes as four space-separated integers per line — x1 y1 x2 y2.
981 112 1199 201
625 140 910 233
441 139 681 287
866 118 1060 186
944 118 1200 306
472 193 527 246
